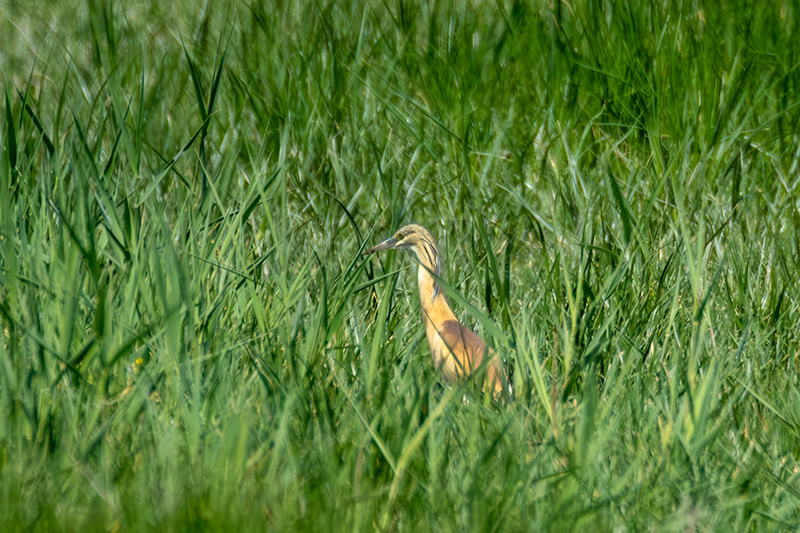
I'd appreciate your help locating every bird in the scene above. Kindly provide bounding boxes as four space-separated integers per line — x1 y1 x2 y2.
363 223 509 399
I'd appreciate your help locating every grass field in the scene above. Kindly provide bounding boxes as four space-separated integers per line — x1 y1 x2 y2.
2 1 800 530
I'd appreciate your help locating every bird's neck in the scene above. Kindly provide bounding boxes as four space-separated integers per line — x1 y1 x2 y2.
415 253 456 324
411 239 457 370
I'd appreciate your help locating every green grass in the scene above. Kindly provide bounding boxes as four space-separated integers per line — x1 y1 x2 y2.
1 0 799 530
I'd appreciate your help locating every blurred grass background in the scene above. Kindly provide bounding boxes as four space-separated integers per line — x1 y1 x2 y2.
1 0 799 530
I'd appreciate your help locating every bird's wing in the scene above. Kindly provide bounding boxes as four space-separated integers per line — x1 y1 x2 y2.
438 320 506 397
438 320 487 372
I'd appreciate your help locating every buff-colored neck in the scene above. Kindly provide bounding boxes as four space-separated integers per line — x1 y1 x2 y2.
412 242 456 324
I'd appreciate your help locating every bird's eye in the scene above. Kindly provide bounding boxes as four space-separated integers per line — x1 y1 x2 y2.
396 232 404 240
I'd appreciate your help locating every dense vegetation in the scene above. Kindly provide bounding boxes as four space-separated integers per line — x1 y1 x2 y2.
2 1 799 530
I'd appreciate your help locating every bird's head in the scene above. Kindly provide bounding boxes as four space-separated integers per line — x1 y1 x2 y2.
363 223 442 299
363 224 434 256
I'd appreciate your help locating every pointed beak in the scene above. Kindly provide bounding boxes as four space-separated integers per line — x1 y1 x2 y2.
363 236 399 256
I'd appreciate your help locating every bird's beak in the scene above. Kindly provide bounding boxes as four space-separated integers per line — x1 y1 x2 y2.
363 236 399 256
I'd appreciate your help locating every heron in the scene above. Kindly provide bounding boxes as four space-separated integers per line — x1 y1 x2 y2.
364 223 508 399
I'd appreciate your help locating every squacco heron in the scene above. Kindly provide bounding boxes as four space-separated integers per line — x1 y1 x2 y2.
364 224 508 398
